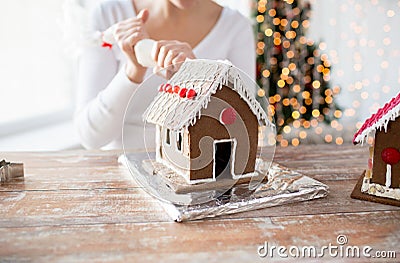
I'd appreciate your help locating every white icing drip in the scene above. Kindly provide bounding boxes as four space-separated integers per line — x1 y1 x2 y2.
385 164 392 188
143 59 272 130
354 102 400 144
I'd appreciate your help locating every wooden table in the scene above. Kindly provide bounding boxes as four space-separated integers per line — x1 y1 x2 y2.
1 145 399 262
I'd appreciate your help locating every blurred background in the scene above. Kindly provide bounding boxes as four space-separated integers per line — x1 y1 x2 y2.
0 0 398 151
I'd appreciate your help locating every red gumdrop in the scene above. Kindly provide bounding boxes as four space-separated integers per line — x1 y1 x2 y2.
186 89 197 99
220 107 236 125
165 84 173 93
163 83 170 92
159 84 165 92
174 85 180 94
381 147 400 165
179 88 187 98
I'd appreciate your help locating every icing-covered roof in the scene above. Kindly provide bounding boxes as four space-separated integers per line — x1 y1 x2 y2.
353 92 400 144
143 59 271 130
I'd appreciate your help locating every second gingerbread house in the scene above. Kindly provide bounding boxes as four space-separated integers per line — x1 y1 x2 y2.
353 92 400 202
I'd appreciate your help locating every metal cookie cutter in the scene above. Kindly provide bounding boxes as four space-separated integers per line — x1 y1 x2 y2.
0 159 24 182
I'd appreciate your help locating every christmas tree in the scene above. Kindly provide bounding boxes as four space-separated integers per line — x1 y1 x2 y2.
254 0 342 146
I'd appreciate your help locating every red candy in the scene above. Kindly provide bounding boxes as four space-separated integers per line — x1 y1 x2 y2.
165 84 173 93
179 88 188 98
158 84 196 99
174 85 180 93
220 107 236 125
381 147 400 165
186 89 197 99
163 84 169 92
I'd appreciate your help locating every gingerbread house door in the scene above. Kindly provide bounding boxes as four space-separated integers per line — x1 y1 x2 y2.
213 139 237 180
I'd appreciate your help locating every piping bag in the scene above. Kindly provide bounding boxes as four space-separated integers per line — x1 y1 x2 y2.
101 25 157 68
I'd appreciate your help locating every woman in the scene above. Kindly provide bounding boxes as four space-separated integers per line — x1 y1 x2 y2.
75 0 255 150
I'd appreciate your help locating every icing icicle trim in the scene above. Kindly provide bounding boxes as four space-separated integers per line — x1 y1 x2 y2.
353 92 400 145
143 59 273 130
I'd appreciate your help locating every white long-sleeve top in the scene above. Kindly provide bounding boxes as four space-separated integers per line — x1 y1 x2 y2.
75 0 256 150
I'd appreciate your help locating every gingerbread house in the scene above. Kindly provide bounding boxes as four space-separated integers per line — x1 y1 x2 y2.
352 92 400 202
143 59 272 184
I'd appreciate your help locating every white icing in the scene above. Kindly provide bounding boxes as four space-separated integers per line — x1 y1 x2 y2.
354 102 400 144
157 156 191 183
361 180 400 201
143 59 273 130
385 164 392 188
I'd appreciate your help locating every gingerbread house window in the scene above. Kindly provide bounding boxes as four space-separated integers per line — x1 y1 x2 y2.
177 131 183 152
166 129 171 145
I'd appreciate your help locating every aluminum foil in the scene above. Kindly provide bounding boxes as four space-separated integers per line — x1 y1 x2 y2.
123 152 328 222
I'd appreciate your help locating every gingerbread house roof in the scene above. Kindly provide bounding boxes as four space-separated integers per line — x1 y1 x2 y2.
353 92 400 144
143 59 272 130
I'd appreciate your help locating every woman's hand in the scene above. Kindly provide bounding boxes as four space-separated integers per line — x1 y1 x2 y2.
151 40 196 79
114 9 150 83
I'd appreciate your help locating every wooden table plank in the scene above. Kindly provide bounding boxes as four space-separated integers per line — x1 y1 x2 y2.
0 188 170 227
1 180 399 228
1 150 122 168
0 165 140 191
0 211 398 262
273 144 369 181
